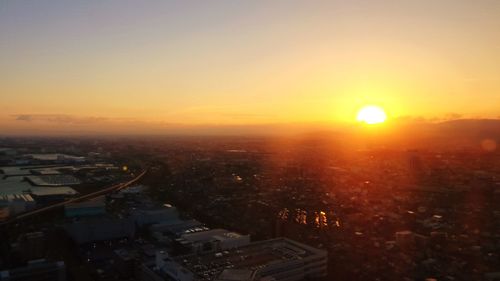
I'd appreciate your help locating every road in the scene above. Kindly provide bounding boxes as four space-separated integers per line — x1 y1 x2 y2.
1 169 147 225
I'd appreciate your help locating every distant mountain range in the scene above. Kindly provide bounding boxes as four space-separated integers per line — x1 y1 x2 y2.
367 119 500 150
435 119 500 138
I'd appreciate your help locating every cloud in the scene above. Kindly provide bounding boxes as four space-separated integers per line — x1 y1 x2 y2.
165 106 275 122
393 115 429 123
220 113 275 119
13 114 108 124
15 115 34 121
444 113 463 120
394 113 466 124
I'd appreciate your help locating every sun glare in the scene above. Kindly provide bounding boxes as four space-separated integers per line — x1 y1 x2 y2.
356 105 387 125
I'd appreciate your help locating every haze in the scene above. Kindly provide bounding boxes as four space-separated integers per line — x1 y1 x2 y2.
1 1 500 135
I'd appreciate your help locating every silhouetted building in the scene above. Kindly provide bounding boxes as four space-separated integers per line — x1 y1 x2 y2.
0 259 66 281
11 232 46 261
132 207 179 227
0 194 36 217
64 217 135 244
64 197 106 218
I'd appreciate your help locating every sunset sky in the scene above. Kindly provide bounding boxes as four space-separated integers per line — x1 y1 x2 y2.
1 1 499 135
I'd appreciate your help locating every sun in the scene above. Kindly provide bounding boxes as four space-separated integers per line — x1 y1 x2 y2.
356 105 387 124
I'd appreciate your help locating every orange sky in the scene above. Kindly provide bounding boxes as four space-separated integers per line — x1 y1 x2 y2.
1 1 499 135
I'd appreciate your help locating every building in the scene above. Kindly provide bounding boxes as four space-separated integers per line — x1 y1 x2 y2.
0 206 9 221
150 219 206 237
0 148 17 156
395 230 415 249
176 229 250 254
64 217 135 244
64 197 106 218
119 185 146 195
11 232 46 261
217 269 258 281
0 259 66 281
140 251 194 281
29 187 78 204
0 194 36 218
132 207 179 227
141 238 327 281
26 153 86 164
150 219 208 245
25 175 81 186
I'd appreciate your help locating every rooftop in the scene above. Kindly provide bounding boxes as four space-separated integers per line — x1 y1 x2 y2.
0 193 34 203
30 186 78 196
176 238 326 280
218 269 257 281
27 153 85 162
25 175 81 186
181 229 237 242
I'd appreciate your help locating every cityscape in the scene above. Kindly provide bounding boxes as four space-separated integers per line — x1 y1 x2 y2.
0 133 499 280
1 1 500 281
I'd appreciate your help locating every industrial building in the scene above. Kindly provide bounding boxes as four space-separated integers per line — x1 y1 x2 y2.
0 194 36 219
119 184 146 195
141 238 327 281
29 186 78 204
0 148 17 157
64 197 106 218
63 217 135 245
150 219 206 237
132 207 179 227
176 229 250 254
25 174 81 186
0 259 66 281
26 153 86 164
11 232 47 261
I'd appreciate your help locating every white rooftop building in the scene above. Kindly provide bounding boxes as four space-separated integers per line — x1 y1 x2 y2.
178 229 250 254
141 238 327 281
